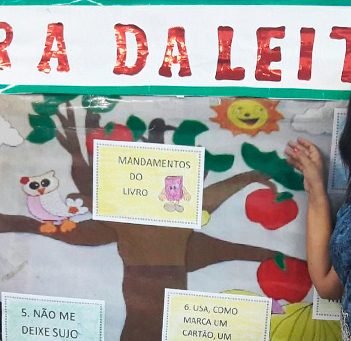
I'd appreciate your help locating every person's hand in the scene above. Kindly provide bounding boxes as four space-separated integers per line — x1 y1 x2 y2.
284 137 326 197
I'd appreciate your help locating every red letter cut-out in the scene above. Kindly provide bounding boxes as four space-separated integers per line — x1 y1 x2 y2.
255 27 285 81
215 26 245 80
37 23 70 74
298 28 315 81
113 24 149 75
159 27 191 77
330 27 351 83
0 22 13 70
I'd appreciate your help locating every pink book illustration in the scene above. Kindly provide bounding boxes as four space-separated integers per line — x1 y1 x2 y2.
159 176 191 212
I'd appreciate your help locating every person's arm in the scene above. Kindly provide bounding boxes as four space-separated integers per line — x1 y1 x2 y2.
307 191 343 299
285 137 343 300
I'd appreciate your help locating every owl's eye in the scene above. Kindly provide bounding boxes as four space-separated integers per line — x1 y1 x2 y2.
29 181 40 190
41 179 50 187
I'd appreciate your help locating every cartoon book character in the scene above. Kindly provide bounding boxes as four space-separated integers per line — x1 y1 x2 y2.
20 170 90 233
159 176 191 212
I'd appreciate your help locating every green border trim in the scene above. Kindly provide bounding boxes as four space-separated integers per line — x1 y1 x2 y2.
1 85 350 99
1 0 351 5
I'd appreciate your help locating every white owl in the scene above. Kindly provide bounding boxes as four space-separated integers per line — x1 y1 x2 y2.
20 170 90 234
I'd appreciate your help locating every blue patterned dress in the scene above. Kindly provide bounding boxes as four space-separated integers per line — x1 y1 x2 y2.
330 203 351 340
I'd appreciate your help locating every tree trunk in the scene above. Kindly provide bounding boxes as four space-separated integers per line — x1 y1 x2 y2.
120 265 187 341
71 151 93 200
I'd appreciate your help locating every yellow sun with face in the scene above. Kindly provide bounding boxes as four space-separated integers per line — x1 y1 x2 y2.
211 98 283 136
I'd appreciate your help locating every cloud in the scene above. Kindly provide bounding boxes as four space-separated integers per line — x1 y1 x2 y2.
0 115 24 147
277 100 324 119
291 101 347 135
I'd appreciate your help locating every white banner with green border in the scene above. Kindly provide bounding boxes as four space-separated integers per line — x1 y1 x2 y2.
0 1 351 99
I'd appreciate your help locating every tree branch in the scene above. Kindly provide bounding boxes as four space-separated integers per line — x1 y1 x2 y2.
56 103 93 198
66 102 76 128
0 213 118 246
56 103 81 154
85 109 101 130
56 130 71 151
186 232 279 272
70 153 92 199
56 111 70 129
148 119 176 144
85 109 101 167
203 170 277 213
63 103 81 154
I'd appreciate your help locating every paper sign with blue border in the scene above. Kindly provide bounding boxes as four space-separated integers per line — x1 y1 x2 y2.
93 140 205 229
1 292 105 341
162 289 272 341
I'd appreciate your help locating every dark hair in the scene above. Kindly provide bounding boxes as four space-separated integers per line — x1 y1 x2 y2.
339 99 351 186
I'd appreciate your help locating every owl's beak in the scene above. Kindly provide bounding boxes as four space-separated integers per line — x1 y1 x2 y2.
37 188 45 195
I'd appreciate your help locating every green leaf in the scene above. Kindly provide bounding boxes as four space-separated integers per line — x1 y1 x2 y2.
104 122 115 135
241 143 304 190
31 95 78 116
82 95 120 113
26 127 56 144
173 120 208 146
43 94 78 105
126 115 147 141
32 102 58 116
274 252 287 271
275 192 293 203
29 114 56 130
27 114 56 144
205 150 235 172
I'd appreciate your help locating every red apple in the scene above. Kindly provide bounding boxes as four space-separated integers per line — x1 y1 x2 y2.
245 188 298 230
86 122 133 154
257 253 312 303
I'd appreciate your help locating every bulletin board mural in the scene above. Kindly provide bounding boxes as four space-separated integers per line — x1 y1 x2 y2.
0 1 351 340
0 94 345 340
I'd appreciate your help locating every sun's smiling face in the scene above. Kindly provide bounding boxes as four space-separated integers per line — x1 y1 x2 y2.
227 99 269 131
211 98 283 136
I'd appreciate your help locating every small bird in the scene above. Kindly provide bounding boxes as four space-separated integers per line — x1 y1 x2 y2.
20 170 89 233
